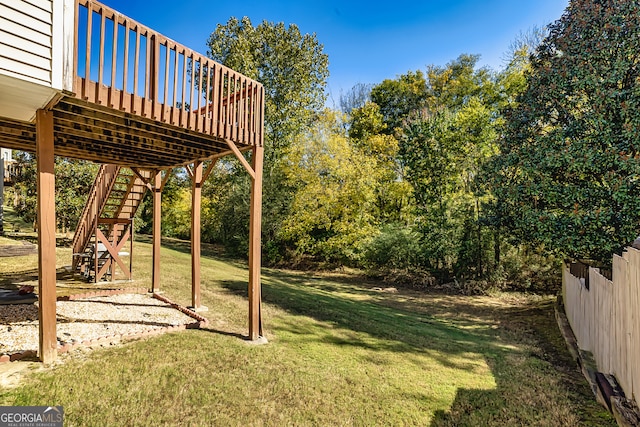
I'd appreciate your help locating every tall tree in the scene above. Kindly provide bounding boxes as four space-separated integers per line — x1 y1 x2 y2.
400 55 500 277
370 71 428 134
339 83 373 115
350 102 413 225
205 18 329 259
207 17 329 159
401 110 460 271
280 110 379 264
501 26 547 66
489 0 640 264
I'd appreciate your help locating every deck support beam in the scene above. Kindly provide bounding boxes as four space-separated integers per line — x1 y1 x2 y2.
151 169 162 293
36 109 57 363
190 161 203 309
186 160 217 310
248 145 264 340
0 158 4 236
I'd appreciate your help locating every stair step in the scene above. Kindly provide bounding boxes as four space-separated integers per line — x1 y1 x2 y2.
72 165 149 257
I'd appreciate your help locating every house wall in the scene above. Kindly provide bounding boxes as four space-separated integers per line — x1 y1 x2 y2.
0 0 55 86
0 0 74 121
0 148 12 162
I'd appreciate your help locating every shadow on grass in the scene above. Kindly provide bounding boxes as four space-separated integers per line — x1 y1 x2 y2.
428 299 615 426
195 327 247 341
220 268 615 426
222 270 507 367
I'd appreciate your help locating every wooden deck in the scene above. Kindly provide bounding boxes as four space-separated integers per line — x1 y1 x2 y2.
0 0 264 168
0 0 266 362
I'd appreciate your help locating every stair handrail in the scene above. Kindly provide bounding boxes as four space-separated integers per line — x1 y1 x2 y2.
72 164 121 260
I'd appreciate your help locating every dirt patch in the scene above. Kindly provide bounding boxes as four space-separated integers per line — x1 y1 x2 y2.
0 360 40 389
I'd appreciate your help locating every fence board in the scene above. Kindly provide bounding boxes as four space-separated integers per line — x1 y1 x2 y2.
630 249 640 400
626 249 637 399
613 254 626 389
636 262 640 402
563 250 638 407
592 269 612 373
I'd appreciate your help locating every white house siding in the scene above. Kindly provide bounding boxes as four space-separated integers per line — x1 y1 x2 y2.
0 148 12 162
0 0 75 121
0 0 54 86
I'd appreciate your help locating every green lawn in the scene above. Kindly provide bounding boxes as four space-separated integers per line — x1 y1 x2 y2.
0 238 614 426
0 236 17 245
1 199 32 235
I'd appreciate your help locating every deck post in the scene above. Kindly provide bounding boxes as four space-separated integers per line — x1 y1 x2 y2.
248 145 264 340
151 170 162 293
0 158 4 236
190 161 202 309
36 109 57 363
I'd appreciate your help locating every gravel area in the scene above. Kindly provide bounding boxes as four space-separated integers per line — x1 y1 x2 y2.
0 294 199 355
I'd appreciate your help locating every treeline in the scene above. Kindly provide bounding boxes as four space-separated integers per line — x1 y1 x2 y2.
12 1 640 292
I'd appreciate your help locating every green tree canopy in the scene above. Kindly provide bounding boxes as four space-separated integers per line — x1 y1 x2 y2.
207 17 329 159
281 110 379 263
205 17 330 259
370 70 428 134
399 55 501 276
348 101 387 142
13 154 98 233
425 54 496 111
489 0 640 263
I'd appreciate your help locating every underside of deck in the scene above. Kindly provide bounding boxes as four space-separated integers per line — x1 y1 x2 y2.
0 96 244 168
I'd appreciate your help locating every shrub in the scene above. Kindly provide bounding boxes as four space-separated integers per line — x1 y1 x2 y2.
362 224 422 270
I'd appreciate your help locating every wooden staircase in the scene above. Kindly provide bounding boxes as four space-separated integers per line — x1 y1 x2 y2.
72 165 151 282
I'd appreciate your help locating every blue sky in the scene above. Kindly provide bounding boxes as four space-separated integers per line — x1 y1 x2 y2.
103 0 568 107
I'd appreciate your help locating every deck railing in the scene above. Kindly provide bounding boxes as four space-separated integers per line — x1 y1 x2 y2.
73 0 264 147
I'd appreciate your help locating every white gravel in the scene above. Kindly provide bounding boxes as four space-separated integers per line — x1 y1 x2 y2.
0 294 199 355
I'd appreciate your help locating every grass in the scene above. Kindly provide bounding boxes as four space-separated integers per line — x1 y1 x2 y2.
1 199 32 234
0 236 18 245
0 238 615 426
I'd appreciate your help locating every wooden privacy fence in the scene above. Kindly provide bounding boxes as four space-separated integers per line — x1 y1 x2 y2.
563 248 640 406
